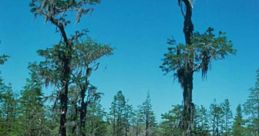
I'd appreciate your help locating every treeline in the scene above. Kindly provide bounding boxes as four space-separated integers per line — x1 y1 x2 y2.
0 0 258 136
0 65 258 136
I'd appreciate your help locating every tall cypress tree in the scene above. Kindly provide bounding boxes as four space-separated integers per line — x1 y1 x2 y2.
29 1 108 135
161 1 235 135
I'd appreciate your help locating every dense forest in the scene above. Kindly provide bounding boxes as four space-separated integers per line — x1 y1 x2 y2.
0 0 258 136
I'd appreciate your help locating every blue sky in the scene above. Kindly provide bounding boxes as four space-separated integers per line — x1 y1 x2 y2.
0 0 259 120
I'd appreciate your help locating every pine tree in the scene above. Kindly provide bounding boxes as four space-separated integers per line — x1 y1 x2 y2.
131 108 143 136
18 67 50 136
109 91 132 136
0 54 18 135
193 105 210 136
232 104 244 136
243 69 259 136
139 93 156 136
0 81 17 136
84 99 108 136
159 105 183 136
221 99 233 136
210 100 224 136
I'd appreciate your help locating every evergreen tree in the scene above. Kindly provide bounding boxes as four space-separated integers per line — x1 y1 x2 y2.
0 54 18 135
193 105 210 136
232 104 244 136
159 105 183 136
18 68 50 136
84 99 108 136
210 100 224 136
131 108 144 136
0 81 17 136
221 99 233 136
243 69 259 136
139 93 156 136
109 91 132 136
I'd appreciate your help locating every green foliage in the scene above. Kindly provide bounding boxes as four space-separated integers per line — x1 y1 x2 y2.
209 100 224 136
161 27 236 82
193 105 210 136
131 108 144 136
159 105 183 136
72 39 113 68
0 1 251 135
109 91 133 136
65 85 105 136
160 27 235 136
84 100 108 136
243 69 259 136
221 99 233 136
0 80 18 136
138 93 156 136
29 1 108 135
0 55 8 65
18 69 50 136
29 43 68 87
31 39 112 87
232 104 244 136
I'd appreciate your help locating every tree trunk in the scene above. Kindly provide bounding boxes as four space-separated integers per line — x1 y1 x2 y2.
60 51 71 136
51 20 71 136
60 49 71 136
60 81 68 136
179 0 194 136
80 68 90 136
145 113 149 136
71 100 78 135
181 70 194 136
182 0 194 45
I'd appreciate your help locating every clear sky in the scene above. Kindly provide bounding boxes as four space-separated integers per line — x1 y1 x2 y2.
0 0 259 120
